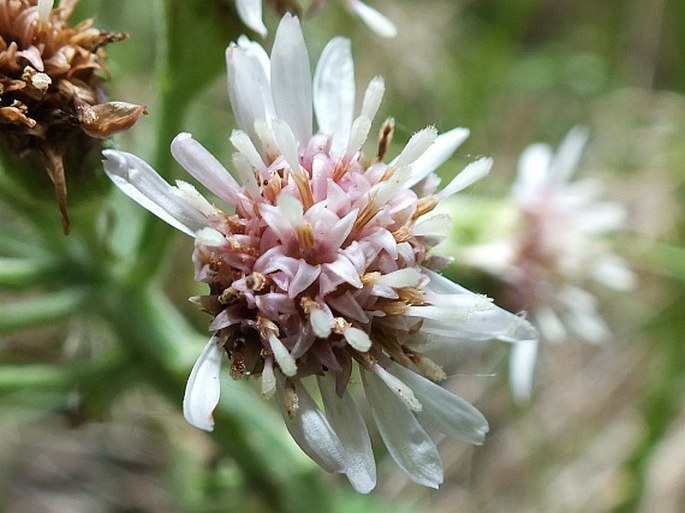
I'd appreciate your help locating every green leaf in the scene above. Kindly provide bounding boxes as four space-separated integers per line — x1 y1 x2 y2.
0 288 89 335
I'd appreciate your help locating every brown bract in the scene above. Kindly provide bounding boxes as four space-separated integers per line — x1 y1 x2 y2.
0 0 147 233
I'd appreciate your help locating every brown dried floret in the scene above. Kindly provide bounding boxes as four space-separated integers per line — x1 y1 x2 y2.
0 0 147 233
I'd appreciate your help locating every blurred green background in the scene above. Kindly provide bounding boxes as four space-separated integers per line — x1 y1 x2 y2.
1 0 684 512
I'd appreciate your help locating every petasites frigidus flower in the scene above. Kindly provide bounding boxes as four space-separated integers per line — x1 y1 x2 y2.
235 0 396 37
461 128 636 401
103 14 536 492
0 0 147 232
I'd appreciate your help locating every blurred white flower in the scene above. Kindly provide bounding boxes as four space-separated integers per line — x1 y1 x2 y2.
235 0 397 37
103 14 535 492
462 127 636 401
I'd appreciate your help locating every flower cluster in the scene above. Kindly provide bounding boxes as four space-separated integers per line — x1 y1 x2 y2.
461 128 636 400
103 15 536 492
0 0 146 232
235 0 396 37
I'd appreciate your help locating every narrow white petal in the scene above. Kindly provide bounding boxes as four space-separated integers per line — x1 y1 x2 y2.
318 375 376 494
390 364 489 444
551 126 589 184
436 157 492 201
406 127 470 188
171 133 240 206
229 129 268 174
394 126 438 169
173 180 214 216
183 337 224 431
314 37 355 153
343 116 372 162
534 306 567 343
272 119 305 180
277 378 345 473
268 333 297 376
235 0 267 36
232 152 260 196
372 364 422 412
271 14 313 145
362 369 443 488
515 143 552 200
343 326 372 352
509 338 539 403
345 0 398 38
422 268 539 343
591 256 637 291
360 76 385 123
226 40 274 143
102 150 207 237
373 165 412 207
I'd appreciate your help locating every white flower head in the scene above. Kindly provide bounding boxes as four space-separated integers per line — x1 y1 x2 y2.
235 0 397 38
462 127 637 401
103 15 535 492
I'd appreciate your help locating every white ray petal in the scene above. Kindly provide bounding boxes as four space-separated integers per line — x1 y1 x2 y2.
344 0 397 38
343 116 371 162
235 0 267 36
102 150 207 237
277 378 346 473
406 127 470 188
362 369 443 488
551 126 589 184
360 76 385 123
390 364 489 444
229 129 268 174
171 133 240 206
271 14 313 145
394 126 438 169
226 40 274 143
509 338 539 403
436 157 492 201
183 337 224 431
318 375 376 493
314 37 355 153
515 143 552 199
372 364 421 412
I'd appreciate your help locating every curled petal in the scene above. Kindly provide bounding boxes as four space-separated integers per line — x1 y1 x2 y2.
102 150 209 237
183 337 224 431
235 0 267 36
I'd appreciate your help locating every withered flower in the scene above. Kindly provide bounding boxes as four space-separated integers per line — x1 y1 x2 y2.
0 0 146 232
